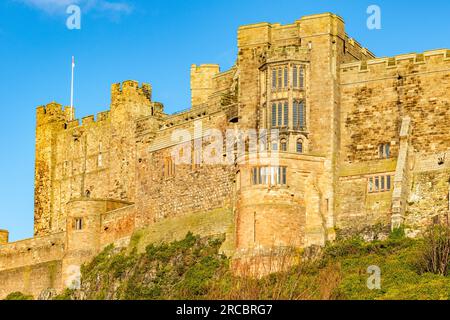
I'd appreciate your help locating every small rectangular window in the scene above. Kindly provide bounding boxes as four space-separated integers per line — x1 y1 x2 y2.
75 218 83 230
272 142 278 151
368 177 374 193
379 143 391 159
368 175 393 193
251 166 287 186
252 168 258 185
98 153 103 167
281 167 287 185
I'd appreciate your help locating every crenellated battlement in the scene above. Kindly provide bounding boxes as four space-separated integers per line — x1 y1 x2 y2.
340 49 450 82
111 80 152 103
36 102 74 126
237 13 347 49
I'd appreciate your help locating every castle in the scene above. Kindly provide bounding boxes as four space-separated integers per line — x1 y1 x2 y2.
1 12 450 298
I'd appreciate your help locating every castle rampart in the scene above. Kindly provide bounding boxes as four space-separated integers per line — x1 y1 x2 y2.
1 12 449 297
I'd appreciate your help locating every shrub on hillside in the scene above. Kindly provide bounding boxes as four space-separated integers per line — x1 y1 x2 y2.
417 224 450 276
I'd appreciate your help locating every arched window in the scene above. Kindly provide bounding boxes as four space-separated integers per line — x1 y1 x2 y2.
272 140 278 151
296 140 303 153
280 139 287 152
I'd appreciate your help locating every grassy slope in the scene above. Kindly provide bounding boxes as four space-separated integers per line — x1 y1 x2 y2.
51 230 450 300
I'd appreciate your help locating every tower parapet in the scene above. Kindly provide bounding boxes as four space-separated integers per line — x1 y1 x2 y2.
34 102 73 236
36 102 73 127
111 80 152 104
111 80 154 123
190 64 220 107
0 230 8 245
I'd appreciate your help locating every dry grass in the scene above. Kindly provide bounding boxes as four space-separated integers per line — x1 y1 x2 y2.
417 224 450 276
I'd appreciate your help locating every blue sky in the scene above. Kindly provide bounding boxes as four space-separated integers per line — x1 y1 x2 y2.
0 0 449 241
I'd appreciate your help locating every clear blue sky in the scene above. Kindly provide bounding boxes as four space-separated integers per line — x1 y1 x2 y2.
0 0 449 241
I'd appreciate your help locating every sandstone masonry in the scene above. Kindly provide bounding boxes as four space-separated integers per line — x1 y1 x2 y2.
0 13 449 298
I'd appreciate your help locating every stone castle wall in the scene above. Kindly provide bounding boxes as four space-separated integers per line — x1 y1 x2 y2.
0 12 449 297
337 49 450 235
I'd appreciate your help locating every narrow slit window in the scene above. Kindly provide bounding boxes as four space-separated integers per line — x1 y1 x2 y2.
379 143 391 159
374 176 380 192
277 68 282 89
277 102 282 127
293 66 298 88
271 104 277 127
252 168 258 185
272 69 277 90
284 67 288 88
281 167 287 185
368 177 374 193
283 102 289 127
299 101 305 128
75 218 83 230
299 66 305 89
293 102 298 128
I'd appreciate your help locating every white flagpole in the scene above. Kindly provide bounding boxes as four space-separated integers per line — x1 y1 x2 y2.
70 56 75 120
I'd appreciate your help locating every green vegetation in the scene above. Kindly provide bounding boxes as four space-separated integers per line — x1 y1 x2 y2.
52 226 450 300
4 292 34 300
